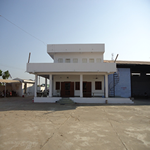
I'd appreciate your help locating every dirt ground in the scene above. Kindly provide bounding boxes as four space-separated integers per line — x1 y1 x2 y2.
0 97 150 150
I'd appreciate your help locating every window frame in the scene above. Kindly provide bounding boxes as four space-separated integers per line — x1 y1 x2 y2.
75 82 80 90
82 58 87 63
56 82 60 90
65 58 71 63
89 58 94 63
95 81 102 90
58 58 63 63
73 58 78 63
96 58 101 63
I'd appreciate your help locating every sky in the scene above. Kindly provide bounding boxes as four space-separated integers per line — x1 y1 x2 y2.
0 0 150 83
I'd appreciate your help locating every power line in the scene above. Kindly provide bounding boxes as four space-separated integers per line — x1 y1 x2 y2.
0 63 25 71
0 15 46 46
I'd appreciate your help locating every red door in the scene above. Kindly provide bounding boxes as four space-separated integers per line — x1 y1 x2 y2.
61 82 74 97
61 82 65 97
83 82 91 97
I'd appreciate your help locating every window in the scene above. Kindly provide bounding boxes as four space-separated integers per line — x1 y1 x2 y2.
65 58 70 63
56 82 60 90
73 58 78 63
58 58 63 63
95 82 102 90
96 58 101 63
75 82 80 90
82 58 87 63
89 58 94 63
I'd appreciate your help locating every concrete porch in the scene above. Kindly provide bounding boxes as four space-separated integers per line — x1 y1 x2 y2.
34 97 134 104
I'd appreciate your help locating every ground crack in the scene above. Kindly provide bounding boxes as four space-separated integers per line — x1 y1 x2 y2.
40 132 54 149
70 114 80 121
103 108 128 150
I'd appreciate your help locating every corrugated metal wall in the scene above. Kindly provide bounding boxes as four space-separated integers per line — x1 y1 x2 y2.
131 72 150 98
116 64 150 98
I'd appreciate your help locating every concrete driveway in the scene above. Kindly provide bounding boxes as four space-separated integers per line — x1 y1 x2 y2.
0 97 150 150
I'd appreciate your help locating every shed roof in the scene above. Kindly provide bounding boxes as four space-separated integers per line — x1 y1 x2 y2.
0 79 20 83
13 78 35 83
104 60 150 65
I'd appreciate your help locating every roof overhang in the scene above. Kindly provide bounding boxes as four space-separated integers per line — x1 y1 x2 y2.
26 62 116 76
104 60 150 65
0 79 20 83
47 44 105 59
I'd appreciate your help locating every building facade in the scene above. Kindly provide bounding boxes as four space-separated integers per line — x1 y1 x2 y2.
108 61 150 98
26 44 133 103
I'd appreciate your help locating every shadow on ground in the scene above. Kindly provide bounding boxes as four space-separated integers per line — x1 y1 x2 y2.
0 97 150 112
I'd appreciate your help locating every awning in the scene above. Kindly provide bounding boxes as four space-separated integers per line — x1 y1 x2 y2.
0 79 20 83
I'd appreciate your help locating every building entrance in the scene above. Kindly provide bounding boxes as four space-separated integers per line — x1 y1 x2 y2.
83 82 91 97
61 82 74 97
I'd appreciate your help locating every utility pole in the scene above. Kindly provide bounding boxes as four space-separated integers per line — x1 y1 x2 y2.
111 53 114 60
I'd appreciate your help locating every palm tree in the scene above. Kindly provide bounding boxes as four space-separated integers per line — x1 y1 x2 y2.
0 70 2 77
2 70 11 79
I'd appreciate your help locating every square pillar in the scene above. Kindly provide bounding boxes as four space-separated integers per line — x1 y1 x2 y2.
105 74 108 98
49 74 52 97
80 74 83 98
34 74 37 97
45 78 47 91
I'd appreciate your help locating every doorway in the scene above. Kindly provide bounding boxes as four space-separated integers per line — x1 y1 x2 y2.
61 82 74 97
83 82 91 97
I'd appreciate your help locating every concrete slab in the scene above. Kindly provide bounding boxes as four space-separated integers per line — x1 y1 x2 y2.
0 97 150 150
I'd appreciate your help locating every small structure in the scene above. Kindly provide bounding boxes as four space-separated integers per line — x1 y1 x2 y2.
26 43 133 103
13 78 35 96
0 78 35 97
107 60 150 98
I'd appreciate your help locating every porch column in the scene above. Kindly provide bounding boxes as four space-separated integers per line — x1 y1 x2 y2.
34 74 37 97
105 74 108 98
80 74 83 97
49 74 52 97
45 78 47 91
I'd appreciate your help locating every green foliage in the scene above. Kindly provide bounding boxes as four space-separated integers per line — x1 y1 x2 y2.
2 70 11 79
0 70 2 76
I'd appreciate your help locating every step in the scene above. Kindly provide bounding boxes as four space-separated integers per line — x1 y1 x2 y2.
58 98 74 104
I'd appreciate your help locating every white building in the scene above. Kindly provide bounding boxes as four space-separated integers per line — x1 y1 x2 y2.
26 43 133 103
0 78 35 97
13 78 35 97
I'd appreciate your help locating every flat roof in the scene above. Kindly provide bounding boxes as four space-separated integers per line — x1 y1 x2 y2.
104 60 150 65
13 78 35 83
47 44 105 59
0 79 20 83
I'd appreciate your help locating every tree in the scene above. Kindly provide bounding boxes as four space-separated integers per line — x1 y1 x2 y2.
2 70 11 79
0 70 2 76
0 70 2 85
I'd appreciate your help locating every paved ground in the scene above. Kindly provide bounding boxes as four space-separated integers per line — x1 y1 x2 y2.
0 97 150 150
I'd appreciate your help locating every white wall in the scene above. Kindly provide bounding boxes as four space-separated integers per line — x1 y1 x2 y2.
27 62 116 73
53 75 104 97
47 44 105 53
11 83 34 97
26 83 35 96
53 52 104 63
12 83 22 96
